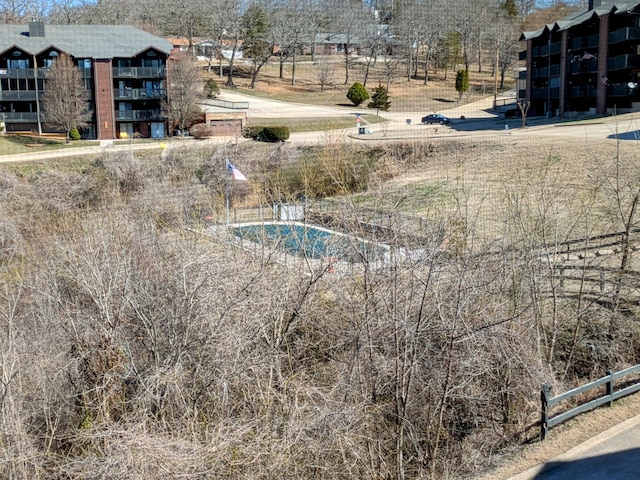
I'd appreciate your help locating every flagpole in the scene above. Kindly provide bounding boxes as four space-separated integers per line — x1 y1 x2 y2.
225 157 230 226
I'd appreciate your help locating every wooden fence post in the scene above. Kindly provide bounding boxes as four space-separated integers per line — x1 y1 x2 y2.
540 383 552 441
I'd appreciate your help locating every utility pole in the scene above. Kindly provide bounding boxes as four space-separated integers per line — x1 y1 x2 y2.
494 46 499 109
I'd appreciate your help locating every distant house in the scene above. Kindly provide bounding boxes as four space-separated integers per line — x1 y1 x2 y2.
0 21 172 139
313 33 362 55
166 37 243 61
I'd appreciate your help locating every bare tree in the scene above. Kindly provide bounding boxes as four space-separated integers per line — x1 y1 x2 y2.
163 53 203 134
313 59 336 91
41 53 92 143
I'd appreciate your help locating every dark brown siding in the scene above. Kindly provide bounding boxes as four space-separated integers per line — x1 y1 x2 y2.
93 59 115 140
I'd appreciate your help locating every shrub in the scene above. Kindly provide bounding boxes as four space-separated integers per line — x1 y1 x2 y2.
69 127 81 141
190 123 216 139
243 126 265 139
245 126 290 142
346 82 369 106
204 78 220 99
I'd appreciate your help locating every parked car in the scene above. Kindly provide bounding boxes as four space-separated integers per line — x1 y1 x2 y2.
421 113 450 125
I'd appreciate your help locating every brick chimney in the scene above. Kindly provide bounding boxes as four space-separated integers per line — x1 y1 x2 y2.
29 20 45 37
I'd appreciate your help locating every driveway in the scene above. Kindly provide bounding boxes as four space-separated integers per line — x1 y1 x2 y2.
508 414 640 480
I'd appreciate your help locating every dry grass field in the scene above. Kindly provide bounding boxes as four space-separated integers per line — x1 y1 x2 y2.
205 55 511 112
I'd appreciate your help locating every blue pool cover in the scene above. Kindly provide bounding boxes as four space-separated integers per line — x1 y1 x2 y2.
231 223 387 262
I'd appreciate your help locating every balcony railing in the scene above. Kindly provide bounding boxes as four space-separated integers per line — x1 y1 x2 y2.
607 54 640 71
518 70 527 80
0 67 48 79
532 87 560 99
550 42 561 55
570 60 598 74
519 50 527 61
0 90 37 101
113 88 166 100
112 67 166 79
608 84 633 96
587 34 599 47
2 112 38 122
570 37 585 49
608 27 640 44
569 86 597 97
114 109 164 121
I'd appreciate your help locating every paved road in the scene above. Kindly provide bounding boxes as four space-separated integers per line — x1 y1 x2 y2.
508 414 640 480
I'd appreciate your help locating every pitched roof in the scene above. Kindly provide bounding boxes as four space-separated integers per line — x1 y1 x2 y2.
0 24 172 58
520 1 640 41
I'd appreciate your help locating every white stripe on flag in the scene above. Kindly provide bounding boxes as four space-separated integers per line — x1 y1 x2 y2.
228 162 247 181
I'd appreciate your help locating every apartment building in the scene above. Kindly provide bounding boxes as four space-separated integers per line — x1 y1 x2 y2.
521 0 640 117
0 21 172 139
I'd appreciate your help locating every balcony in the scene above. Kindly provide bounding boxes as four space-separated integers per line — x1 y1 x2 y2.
570 60 598 74
518 70 527 80
114 109 164 121
570 37 585 49
0 90 38 101
112 66 166 79
2 112 38 122
608 27 640 44
569 86 597 97
587 34 599 48
113 88 166 100
519 50 527 61
607 54 640 71
608 84 633 96
80 67 92 78
533 64 561 78
0 67 48 79
550 42 561 55
532 87 560 99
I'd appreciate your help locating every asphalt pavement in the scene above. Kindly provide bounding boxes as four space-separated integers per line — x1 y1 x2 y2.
508 414 640 480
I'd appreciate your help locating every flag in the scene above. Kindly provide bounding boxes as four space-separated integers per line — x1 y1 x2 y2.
582 52 596 60
227 161 247 181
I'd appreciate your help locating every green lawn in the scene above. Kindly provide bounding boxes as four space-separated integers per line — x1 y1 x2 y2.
0 135 99 155
246 115 386 133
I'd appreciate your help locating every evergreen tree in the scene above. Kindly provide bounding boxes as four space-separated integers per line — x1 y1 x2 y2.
455 69 469 102
367 84 391 115
346 82 369 106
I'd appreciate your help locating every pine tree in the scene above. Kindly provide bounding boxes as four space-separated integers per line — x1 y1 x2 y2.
455 69 469 102
367 84 391 115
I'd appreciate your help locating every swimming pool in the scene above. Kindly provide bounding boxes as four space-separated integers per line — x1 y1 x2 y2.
230 222 388 263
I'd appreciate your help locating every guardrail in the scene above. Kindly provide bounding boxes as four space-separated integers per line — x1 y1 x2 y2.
203 98 249 110
540 364 640 440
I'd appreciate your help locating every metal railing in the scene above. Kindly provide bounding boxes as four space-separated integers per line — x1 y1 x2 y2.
540 364 640 440
112 66 166 78
203 98 249 109
608 26 640 44
0 90 37 101
113 88 165 100
114 109 164 121
0 67 48 79
2 112 38 122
